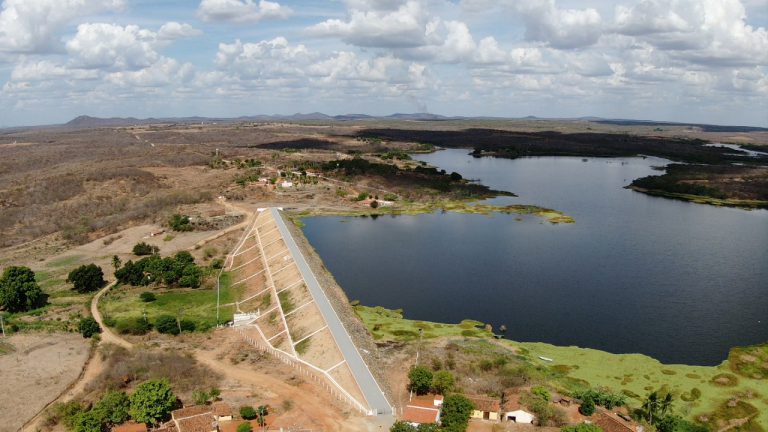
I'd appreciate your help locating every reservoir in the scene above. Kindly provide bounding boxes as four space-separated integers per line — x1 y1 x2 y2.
302 149 768 365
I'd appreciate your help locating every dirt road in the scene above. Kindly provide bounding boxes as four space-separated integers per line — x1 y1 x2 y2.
91 282 132 349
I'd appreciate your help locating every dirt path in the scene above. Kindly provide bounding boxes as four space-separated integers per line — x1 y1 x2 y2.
91 282 132 349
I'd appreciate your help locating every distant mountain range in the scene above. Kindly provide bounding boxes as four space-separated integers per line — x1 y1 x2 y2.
55 113 767 133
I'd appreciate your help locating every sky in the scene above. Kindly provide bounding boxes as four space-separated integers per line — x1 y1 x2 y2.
0 0 767 127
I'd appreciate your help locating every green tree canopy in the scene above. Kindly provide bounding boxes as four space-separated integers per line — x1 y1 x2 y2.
440 394 474 432
68 264 105 293
0 266 45 312
390 421 417 432
431 370 455 395
155 315 180 335
236 422 253 432
133 242 159 256
579 397 596 416
169 214 193 232
78 316 101 338
408 366 433 395
72 410 103 432
129 379 177 425
93 390 131 426
240 406 257 420
561 424 603 432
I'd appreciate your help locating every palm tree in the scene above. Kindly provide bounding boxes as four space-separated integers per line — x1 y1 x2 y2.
256 405 268 430
661 393 673 416
642 392 659 424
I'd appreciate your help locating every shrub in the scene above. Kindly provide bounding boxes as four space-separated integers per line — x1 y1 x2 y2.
129 379 177 425
155 315 179 335
440 394 474 432
179 319 196 333
210 258 224 269
580 397 596 416
169 214 193 232
240 406 257 420
236 422 252 432
561 424 603 432
115 317 152 335
78 316 101 338
432 370 455 394
532 386 551 401
133 242 159 256
93 391 130 426
140 292 156 302
408 366 433 395
370 200 379 208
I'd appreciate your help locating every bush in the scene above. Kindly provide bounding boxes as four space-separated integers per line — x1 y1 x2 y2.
210 258 224 269
169 214 193 232
408 366 433 395
240 406 257 420
532 386 551 401
236 422 253 432
129 379 177 425
440 394 474 432
179 265 202 288
155 315 179 335
140 292 156 302
0 266 45 312
133 242 159 256
78 316 101 338
179 319 196 333
93 391 130 426
580 397 596 416
115 317 152 335
432 370 455 395
67 264 106 293
370 200 379 208
561 424 603 432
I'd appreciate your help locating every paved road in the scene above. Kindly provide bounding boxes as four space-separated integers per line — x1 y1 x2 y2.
269 208 393 416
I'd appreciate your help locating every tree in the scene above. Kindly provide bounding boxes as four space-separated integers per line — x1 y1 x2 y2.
71 410 102 432
370 200 379 209
417 424 439 432
169 214 193 232
133 242 159 256
155 315 180 335
642 392 660 424
408 365 433 395
179 265 202 288
390 421 417 432
532 386 551 402
140 292 156 302
661 392 673 416
256 405 268 427
561 424 603 432
129 379 177 425
431 370 455 395
93 391 131 426
240 406 257 420
236 422 253 432
78 316 101 338
112 255 122 272
440 394 474 432
193 389 211 405
0 266 45 312
68 264 105 293
580 397 596 416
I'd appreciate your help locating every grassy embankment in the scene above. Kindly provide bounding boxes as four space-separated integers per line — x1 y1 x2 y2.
99 271 239 331
290 202 575 227
354 305 768 429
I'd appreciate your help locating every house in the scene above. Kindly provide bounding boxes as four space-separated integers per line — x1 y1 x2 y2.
171 406 218 432
467 396 501 421
112 422 147 432
593 411 643 432
212 403 233 422
402 395 442 427
280 181 293 188
504 409 535 424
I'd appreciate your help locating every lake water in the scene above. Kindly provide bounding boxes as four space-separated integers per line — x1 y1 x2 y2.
302 149 768 365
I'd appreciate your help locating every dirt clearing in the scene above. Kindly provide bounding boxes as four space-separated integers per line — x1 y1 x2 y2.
0 333 90 432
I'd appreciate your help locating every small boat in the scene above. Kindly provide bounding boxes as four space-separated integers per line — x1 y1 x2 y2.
538 356 554 362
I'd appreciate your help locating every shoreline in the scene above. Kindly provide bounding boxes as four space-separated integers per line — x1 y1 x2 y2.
627 185 768 209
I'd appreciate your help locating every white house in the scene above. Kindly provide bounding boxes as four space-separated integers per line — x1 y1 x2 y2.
505 409 535 424
280 181 294 188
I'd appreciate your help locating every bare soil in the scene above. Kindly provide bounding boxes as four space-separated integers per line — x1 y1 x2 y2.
0 333 90 432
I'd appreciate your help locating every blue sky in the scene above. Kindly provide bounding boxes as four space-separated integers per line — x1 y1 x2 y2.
0 0 766 127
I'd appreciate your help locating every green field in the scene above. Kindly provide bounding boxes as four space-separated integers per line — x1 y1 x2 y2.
99 271 237 331
354 305 493 341
355 305 767 429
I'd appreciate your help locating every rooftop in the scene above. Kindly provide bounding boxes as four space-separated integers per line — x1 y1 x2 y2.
402 405 440 425
176 414 216 432
112 422 147 432
466 395 501 413
172 405 212 420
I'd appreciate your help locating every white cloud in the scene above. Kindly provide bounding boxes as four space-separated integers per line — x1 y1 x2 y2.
197 0 291 24
0 0 123 53
66 23 161 70
158 22 202 40
307 1 435 48
515 0 603 49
